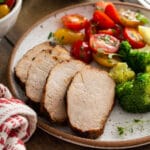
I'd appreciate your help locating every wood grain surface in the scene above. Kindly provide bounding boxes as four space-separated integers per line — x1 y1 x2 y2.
0 0 149 149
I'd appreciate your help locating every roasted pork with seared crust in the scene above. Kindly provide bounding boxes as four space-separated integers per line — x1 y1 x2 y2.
67 66 115 139
15 42 53 83
26 46 70 103
43 59 85 122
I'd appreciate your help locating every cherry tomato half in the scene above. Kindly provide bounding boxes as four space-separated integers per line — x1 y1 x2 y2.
119 9 141 27
71 40 93 63
90 34 120 53
93 52 120 67
84 20 97 41
123 27 146 48
98 28 115 36
95 1 111 11
105 3 121 24
93 10 115 29
98 25 124 41
54 28 84 44
62 14 88 31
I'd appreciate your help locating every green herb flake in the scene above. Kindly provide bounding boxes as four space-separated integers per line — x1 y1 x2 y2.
48 32 54 40
136 13 149 24
117 126 125 136
133 119 141 123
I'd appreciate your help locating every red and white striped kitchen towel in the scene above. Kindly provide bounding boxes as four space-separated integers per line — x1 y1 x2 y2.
0 84 37 150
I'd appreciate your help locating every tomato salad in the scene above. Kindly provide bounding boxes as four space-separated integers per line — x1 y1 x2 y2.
49 1 150 67
0 0 16 18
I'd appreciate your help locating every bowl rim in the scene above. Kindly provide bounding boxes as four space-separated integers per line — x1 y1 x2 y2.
0 0 22 23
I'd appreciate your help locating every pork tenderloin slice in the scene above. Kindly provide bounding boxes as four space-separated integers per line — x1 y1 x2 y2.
67 66 115 139
44 60 85 122
15 42 53 83
26 47 70 103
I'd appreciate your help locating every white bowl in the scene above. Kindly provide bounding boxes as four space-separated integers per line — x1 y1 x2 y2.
0 0 22 38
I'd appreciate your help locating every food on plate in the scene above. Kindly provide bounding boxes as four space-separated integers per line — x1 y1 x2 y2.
138 26 150 45
93 52 120 67
104 2 121 24
25 46 70 103
43 60 85 123
15 42 53 84
109 62 135 84
71 40 93 63
93 10 115 29
61 14 88 31
0 0 16 18
90 34 120 53
55 0 149 68
119 41 150 73
116 73 150 113
95 1 111 11
119 9 149 27
123 27 145 48
15 41 116 138
67 66 115 138
54 28 84 44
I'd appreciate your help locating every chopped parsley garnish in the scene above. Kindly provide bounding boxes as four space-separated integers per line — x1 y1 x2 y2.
117 126 125 136
48 32 54 40
134 119 141 123
117 119 149 136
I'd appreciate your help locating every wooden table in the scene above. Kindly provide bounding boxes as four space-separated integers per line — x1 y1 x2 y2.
0 0 150 149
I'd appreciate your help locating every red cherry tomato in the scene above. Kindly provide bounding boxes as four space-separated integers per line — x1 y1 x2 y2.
93 10 115 29
71 40 93 63
105 3 121 24
5 0 15 8
84 20 97 41
113 24 124 41
98 28 115 36
95 1 111 11
61 14 88 31
90 34 120 53
123 27 146 48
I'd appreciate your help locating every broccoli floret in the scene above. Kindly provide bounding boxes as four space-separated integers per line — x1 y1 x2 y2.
119 41 150 73
109 62 135 84
116 73 150 113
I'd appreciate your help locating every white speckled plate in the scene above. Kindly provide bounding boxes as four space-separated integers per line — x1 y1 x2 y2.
8 2 150 149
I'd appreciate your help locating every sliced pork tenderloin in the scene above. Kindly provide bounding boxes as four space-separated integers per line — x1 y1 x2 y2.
43 59 85 122
26 46 70 103
15 42 53 84
67 66 115 139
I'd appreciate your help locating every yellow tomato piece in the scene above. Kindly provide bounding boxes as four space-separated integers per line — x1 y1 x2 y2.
93 52 120 68
138 26 150 45
54 28 84 44
119 9 141 27
0 4 10 19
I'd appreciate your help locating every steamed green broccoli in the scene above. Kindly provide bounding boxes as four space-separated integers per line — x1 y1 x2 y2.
119 41 150 73
116 73 150 113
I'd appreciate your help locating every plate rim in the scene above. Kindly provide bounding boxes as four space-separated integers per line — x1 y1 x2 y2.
8 1 150 149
